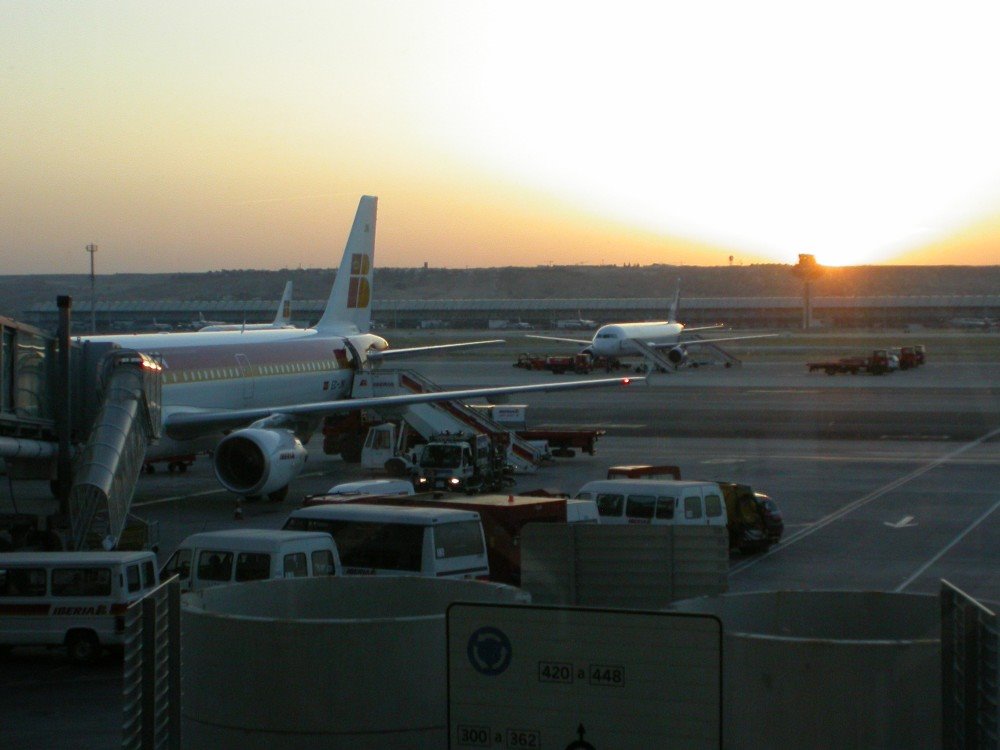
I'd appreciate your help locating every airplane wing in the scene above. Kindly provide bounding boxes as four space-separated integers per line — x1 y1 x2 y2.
647 332 781 349
525 334 592 345
679 324 726 333
367 339 505 360
163 375 642 441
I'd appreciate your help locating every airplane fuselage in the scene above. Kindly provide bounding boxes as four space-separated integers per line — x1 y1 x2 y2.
590 322 684 356
81 329 388 460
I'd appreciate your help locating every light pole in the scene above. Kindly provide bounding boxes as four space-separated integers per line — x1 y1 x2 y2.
85 244 98 333
790 254 824 330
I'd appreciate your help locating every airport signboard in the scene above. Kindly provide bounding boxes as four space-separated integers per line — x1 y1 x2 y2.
447 603 722 749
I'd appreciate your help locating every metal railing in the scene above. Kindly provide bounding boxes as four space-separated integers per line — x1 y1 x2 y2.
122 575 181 750
942 580 999 750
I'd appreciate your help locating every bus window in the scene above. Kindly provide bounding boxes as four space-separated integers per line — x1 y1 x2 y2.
162 549 192 581
683 496 703 520
595 493 624 517
52 568 112 597
434 521 485 558
141 560 156 589
705 493 724 518
283 553 308 577
325 521 424 572
126 564 142 593
311 549 336 576
0 567 46 597
235 553 271 581
655 496 676 520
197 551 233 582
625 494 655 520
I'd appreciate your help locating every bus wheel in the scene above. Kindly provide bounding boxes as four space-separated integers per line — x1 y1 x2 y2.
66 630 100 665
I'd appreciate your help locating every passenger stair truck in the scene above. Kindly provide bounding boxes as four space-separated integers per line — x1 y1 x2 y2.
68 348 162 551
351 369 546 476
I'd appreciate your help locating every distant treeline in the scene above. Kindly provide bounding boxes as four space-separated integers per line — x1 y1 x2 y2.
1 264 998 319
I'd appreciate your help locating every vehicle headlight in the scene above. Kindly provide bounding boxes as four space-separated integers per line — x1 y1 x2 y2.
449 477 460 485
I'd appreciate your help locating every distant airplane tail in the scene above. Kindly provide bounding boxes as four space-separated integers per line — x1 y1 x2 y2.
273 281 293 326
314 195 377 335
668 278 681 323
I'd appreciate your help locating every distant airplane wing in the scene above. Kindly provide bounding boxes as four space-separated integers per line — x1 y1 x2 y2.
647 332 781 349
525 334 592 345
367 339 505 360
163 375 642 440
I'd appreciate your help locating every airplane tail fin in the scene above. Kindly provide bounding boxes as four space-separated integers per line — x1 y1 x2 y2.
273 281 293 326
668 278 681 322
314 195 377 335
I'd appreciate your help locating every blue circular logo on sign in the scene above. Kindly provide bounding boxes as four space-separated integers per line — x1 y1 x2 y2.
467 627 512 676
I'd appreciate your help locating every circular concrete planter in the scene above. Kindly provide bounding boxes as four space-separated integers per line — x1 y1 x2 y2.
181 576 528 750
669 590 941 750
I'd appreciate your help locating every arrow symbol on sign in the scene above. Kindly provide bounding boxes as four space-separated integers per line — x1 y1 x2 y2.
884 515 918 529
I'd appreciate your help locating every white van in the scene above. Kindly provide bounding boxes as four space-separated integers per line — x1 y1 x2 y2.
0 550 159 663
565 498 601 524
160 529 342 593
283 504 489 579
574 479 727 527
324 479 415 497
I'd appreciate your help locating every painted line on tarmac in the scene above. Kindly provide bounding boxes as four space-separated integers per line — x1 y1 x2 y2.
132 470 329 507
894 497 1000 592
730 425 1000 577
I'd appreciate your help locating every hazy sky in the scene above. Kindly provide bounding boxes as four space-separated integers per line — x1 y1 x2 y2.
3 1 999 273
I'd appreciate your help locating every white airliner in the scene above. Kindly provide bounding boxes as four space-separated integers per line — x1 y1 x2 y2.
528 280 774 370
82 196 638 501
197 280 295 332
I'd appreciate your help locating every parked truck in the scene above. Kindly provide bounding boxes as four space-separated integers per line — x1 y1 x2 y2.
718 482 784 552
470 404 606 458
806 349 893 375
411 431 513 494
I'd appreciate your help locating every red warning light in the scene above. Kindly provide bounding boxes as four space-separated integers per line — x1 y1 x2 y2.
621 377 631 385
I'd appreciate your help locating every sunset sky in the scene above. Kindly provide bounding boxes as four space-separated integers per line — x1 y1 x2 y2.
3 1 999 274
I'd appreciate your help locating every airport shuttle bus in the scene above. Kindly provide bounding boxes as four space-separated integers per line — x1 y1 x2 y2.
283 504 489 580
0 551 159 663
574 479 727 527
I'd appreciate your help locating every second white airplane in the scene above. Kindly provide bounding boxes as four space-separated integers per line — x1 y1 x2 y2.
529 282 775 370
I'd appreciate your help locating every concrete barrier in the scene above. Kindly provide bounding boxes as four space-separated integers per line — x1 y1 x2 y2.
181 576 529 750
669 590 941 749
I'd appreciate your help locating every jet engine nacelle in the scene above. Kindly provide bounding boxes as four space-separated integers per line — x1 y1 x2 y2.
666 346 688 367
213 428 307 497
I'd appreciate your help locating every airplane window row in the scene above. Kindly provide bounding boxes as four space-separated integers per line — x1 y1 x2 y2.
163 361 335 384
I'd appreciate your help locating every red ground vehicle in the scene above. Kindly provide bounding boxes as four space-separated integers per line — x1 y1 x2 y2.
606 464 682 480
322 409 383 462
898 346 920 370
517 427 605 457
544 353 593 374
806 349 893 375
514 353 547 370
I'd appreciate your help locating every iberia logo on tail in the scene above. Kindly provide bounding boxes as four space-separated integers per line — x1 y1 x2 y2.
348 253 371 309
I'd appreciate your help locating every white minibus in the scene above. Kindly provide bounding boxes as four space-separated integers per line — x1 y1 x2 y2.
574 479 727 527
0 550 159 663
160 529 342 593
283 504 489 579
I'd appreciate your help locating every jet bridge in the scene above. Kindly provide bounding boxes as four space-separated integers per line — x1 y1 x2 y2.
68 349 162 551
353 369 545 473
